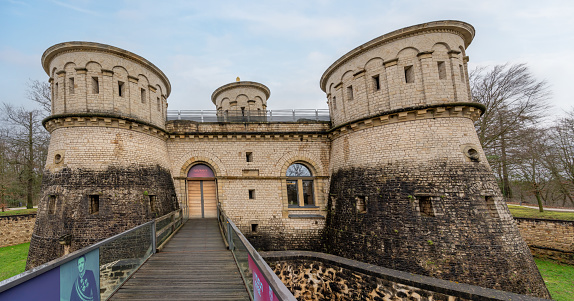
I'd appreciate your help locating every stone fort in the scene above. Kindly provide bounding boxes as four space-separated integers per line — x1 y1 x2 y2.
27 20 549 298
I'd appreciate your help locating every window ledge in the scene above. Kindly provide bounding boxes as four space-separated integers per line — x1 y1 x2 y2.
288 214 324 219
288 205 320 210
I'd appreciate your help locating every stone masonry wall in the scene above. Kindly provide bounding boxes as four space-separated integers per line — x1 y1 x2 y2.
0 214 36 247
263 251 545 301
167 120 330 250
515 218 574 265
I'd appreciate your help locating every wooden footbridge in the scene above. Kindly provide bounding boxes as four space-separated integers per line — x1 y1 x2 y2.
111 218 250 300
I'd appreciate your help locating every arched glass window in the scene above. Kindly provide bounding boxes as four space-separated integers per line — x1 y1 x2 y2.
187 164 214 178
286 163 314 207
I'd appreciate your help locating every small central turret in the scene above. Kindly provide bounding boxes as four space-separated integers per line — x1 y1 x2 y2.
211 80 270 122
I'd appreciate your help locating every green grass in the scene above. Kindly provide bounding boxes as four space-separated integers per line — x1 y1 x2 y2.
0 242 30 281
0 209 37 216
507 205 574 221
535 258 574 301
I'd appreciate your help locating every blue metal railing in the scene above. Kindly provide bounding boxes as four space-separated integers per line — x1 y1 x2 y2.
0 209 184 301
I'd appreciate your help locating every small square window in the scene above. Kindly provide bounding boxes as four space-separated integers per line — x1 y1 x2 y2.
48 195 57 215
89 195 99 215
149 195 156 212
372 75 380 91
404 65 414 83
419 196 434 217
356 196 366 214
246 152 253 162
347 86 353 100
248 189 255 200
251 223 258 233
118 81 125 97
92 77 99 94
141 88 146 103
69 78 75 94
437 61 446 80
485 196 499 218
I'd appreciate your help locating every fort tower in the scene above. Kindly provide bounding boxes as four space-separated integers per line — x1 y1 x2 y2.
320 20 549 297
27 42 179 268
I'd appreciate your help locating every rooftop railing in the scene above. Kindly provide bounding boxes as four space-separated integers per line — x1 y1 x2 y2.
218 204 296 301
167 109 330 123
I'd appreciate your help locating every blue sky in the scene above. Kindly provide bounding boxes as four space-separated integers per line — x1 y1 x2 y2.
1 0 572 116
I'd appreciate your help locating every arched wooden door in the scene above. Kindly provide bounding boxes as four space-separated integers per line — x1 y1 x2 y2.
187 164 217 218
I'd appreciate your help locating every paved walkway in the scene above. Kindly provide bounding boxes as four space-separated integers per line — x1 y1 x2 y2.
509 204 574 212
111 218 250 300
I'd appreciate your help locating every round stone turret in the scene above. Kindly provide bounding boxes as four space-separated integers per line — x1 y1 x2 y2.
28 42 178 269
211 80 270 112
42 41 170 130
320 21 549 298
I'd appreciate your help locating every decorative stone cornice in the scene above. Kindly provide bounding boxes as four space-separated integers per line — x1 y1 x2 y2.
41 41 171 97
329 103 484 139
168 132 328 142
42 113 168 140
320 20 475 91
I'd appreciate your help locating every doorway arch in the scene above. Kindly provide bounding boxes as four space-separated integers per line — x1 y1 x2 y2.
187 164 217 218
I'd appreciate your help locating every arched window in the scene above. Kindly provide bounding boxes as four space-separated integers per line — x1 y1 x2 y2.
286 163 314 207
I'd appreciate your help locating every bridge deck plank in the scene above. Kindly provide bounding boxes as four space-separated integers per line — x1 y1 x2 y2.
110 218 250 300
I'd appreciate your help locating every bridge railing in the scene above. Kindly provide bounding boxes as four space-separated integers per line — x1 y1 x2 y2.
0 209 184 301
218 204 296 301
167 109 330 123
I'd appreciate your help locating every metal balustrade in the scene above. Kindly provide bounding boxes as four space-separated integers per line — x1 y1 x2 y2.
218 204 296 301
167 109 330 122
0 209 185 301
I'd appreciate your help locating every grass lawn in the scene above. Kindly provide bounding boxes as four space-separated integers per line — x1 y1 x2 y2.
0 242 30 281
535 258 574 301
507 205 574 221
0 209 37 216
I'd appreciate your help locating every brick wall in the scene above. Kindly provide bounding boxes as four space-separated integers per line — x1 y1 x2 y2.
0 214 36 247
515 218 574 264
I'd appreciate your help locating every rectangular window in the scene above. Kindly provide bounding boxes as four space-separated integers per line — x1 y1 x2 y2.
302 180 314 206
485 196 499 218
149 195 156 212
246 152 253 162
89 195 99 215
157 97 160 111
356 196 366 213
248 189 255 199
419 196 434 217
372 75 380 91
92 77 99 94
141 88 146 103
437 61 446 80
459 65 464 82
404 65 414 83
347 86 353 100
332 97 337 110
69 78 75 94
55 83 58 99
251 223 258 233
118 81 125 97
286 180 298 206
48 195 56 215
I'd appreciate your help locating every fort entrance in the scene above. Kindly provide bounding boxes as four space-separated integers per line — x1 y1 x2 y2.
187 164 217 218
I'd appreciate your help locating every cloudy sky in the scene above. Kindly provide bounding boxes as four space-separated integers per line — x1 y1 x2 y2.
1 0 572 116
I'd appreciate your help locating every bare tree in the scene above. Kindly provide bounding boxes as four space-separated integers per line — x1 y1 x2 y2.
26 79 51 115
471 63 551 200
1 104 49 209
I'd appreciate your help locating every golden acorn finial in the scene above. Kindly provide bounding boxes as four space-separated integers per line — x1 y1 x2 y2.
236 77 240 82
